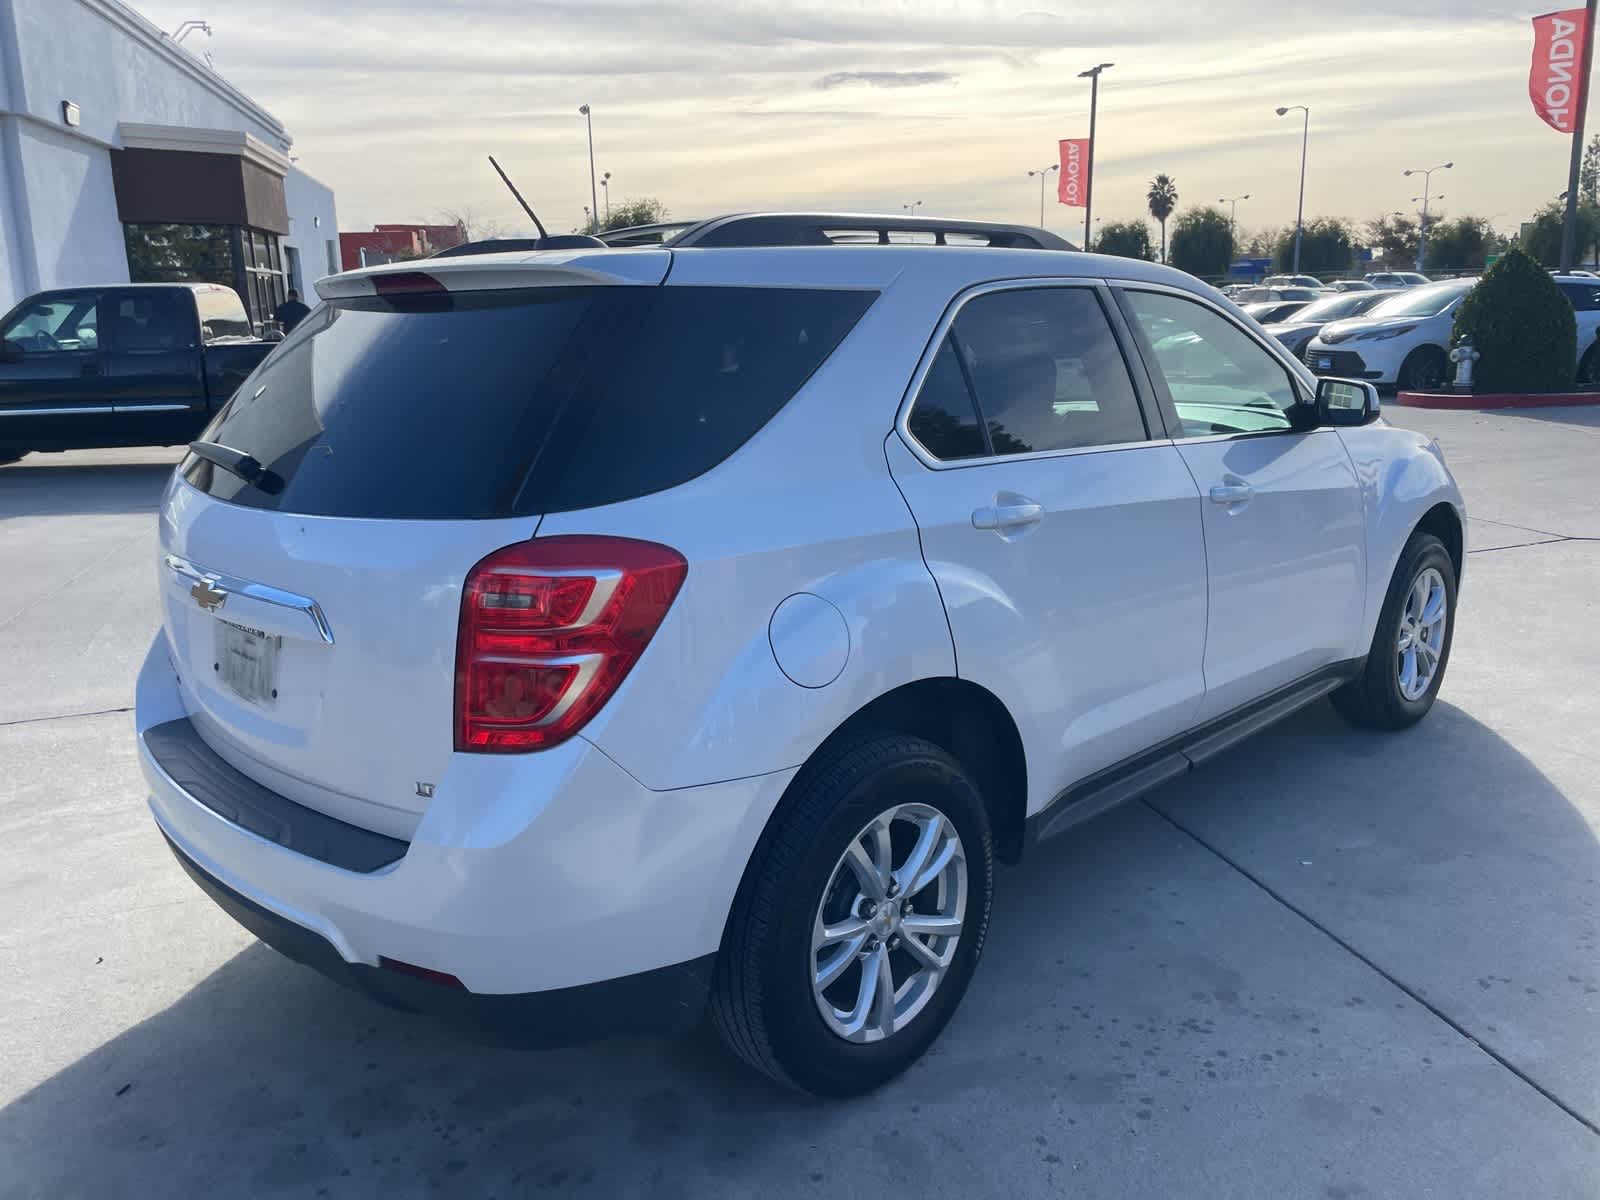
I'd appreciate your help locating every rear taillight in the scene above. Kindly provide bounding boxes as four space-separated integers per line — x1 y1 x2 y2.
454 536 687 753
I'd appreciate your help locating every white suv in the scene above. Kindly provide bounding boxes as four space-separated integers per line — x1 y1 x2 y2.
135 216 1466 1097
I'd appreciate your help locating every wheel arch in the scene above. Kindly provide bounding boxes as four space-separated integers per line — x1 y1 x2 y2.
1414 500 1464 583
767 677 1030 867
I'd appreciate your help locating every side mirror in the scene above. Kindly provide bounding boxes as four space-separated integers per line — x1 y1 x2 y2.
1316 377 1381 427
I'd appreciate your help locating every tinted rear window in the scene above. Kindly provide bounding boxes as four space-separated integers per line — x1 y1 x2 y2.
183 285 875 519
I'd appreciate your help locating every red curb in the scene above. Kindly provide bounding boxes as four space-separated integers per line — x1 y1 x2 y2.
1394 390 1600 410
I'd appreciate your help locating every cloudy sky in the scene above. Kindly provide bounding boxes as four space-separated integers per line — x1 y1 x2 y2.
134 0 1574 243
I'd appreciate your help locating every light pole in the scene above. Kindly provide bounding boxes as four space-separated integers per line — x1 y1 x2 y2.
601 171 611 224
1079 62 1113 250
1275 105 1310 274
1219 194 1250 240
903 200 923 213
1404 162 1452 272
1027 165 1058 227
578 104 599 233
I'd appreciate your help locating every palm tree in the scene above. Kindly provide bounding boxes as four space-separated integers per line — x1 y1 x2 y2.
1147 175 1179 263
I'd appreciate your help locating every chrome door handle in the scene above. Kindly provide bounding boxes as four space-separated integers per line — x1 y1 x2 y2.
1209 483 1254 505
972 502 1044 532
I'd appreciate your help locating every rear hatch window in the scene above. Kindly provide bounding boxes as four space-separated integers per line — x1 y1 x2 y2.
184 284 875 519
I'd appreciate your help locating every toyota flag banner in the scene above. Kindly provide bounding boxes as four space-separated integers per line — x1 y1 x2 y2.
1531 7 1591 132
1058 138 1090 207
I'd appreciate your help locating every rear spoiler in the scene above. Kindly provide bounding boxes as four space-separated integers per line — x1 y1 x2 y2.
314 251 670 301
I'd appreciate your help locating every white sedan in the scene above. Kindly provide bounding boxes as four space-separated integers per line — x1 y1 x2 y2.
1306 276 1600 391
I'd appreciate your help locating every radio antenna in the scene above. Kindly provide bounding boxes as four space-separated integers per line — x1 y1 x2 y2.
487 155 548 239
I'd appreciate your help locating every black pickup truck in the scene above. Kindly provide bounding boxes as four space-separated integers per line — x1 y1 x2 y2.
0 283 275 464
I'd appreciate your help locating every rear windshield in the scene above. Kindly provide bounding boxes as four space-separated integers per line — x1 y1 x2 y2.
182 284 875 519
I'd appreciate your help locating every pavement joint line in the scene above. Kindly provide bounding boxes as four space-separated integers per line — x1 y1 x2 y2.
0 528 147 632
0 706 132 729
1469 537 1598 556
1472 514 1598 541
1141 797 1600 1140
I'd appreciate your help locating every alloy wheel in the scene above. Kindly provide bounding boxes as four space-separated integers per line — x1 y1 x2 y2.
810 803 967 1044
1396 566 1448 701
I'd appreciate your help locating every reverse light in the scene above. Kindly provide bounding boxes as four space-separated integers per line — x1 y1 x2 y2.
454 536 687 753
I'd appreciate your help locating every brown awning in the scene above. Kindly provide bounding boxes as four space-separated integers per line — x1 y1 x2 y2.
111 147 289 235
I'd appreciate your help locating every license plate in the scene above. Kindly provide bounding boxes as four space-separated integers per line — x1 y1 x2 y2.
1316 357 1333 370
215 619 280 705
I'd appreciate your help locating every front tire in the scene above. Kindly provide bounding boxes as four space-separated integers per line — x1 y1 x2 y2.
1331 531 1457 730
711 734 994 1096
1397 346 1447 392
1579 342 1600 388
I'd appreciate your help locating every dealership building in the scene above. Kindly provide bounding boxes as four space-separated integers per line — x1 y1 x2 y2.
0 0 337 326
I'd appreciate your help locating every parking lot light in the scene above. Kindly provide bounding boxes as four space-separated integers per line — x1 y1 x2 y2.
1276 105 1310 274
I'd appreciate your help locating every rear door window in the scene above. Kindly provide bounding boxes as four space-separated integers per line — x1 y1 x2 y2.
184 285 874 519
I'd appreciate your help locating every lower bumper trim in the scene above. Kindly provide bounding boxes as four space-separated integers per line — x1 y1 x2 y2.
164 834 715 1046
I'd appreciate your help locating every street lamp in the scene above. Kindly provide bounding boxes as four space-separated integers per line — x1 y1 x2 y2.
601 171 611 224
903 200 923 213
1027 164 1059 227
1275 105 1310 274
578 104 599 233
1219 194 1250 239
1078 62 1113 250
1404 162 1452 272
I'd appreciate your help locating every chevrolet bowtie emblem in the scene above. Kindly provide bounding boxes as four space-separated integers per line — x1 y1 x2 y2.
189 579 228 613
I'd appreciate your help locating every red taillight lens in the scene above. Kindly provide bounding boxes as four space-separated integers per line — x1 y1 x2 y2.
454 536 687 753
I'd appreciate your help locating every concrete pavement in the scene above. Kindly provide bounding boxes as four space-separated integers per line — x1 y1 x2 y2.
1 411 1596 1198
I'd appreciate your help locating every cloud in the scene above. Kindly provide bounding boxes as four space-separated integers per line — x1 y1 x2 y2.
813 70 955 90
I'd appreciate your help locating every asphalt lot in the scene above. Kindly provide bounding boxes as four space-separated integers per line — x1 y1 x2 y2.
2 407 1597 1199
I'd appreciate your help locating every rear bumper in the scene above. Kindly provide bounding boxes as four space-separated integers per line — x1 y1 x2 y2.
163 831 714 1045
136 634 796 1018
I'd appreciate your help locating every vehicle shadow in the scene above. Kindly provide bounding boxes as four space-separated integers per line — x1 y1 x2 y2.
0 454 179 518
2 702 1595 1198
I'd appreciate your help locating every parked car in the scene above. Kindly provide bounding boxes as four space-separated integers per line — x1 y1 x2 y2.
1260 290 1398 359
1232 285 1322 304
1327 280 1377 292
1241 300 1312 324
1263 273 1325 289
1364 271 1431 289
1308 275 1600 390
136 217 1465 1097
0 283 271 464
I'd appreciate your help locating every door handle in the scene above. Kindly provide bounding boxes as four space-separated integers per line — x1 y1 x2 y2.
972 502 1045 532
1209 482 1254 506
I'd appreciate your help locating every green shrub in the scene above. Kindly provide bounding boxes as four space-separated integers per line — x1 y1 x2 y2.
1094 219 1155 260
1451 247 1575 393
1168 207 1234 278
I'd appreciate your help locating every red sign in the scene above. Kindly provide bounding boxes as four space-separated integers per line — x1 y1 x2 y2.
1530 7 1590 133
1058 138 1091 207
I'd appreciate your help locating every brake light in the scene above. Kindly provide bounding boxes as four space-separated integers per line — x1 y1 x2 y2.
455 536 687 753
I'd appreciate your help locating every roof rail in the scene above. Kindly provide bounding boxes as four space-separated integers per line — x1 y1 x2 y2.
666 213 1077 252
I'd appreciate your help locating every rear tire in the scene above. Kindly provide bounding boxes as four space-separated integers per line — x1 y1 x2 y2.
1397 346 1447 392
711 733 993 1096
1331 532 1457 730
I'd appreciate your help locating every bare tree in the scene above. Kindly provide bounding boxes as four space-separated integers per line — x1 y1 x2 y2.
436 207 508 242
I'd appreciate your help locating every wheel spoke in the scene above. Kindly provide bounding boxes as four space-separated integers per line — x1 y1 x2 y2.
1421 585 1446 626
841 945 883 1037
815 936 866 991
1417 638 1440 669
844 839 887 901
902 912 963 939
894 815 944 899
817 916 868 948
868 817 894 884
911 838 957 896
873 944 897 1037
1397 648 1418 695
900 931 948 972
1409 575 1429 621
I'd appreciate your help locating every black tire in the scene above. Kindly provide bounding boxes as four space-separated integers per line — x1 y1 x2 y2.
1579 343 1600 388
1331 531 1457 730
711 733 994 1096
1397 346 1447 392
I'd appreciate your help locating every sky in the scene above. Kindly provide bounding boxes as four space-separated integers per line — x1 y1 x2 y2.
131 0 1581 244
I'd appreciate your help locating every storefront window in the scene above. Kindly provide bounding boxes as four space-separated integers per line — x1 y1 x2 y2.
123 222 286 333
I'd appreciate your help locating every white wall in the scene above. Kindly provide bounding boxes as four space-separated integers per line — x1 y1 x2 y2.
0 0 329 311
283 166 339 293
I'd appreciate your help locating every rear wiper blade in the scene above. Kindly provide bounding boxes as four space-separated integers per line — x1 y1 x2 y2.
187 441 284 495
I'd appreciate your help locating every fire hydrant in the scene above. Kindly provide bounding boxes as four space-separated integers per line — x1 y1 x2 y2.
1449 337 1479 394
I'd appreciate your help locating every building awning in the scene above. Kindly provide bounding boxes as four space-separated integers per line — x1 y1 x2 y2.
110 125 290 235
